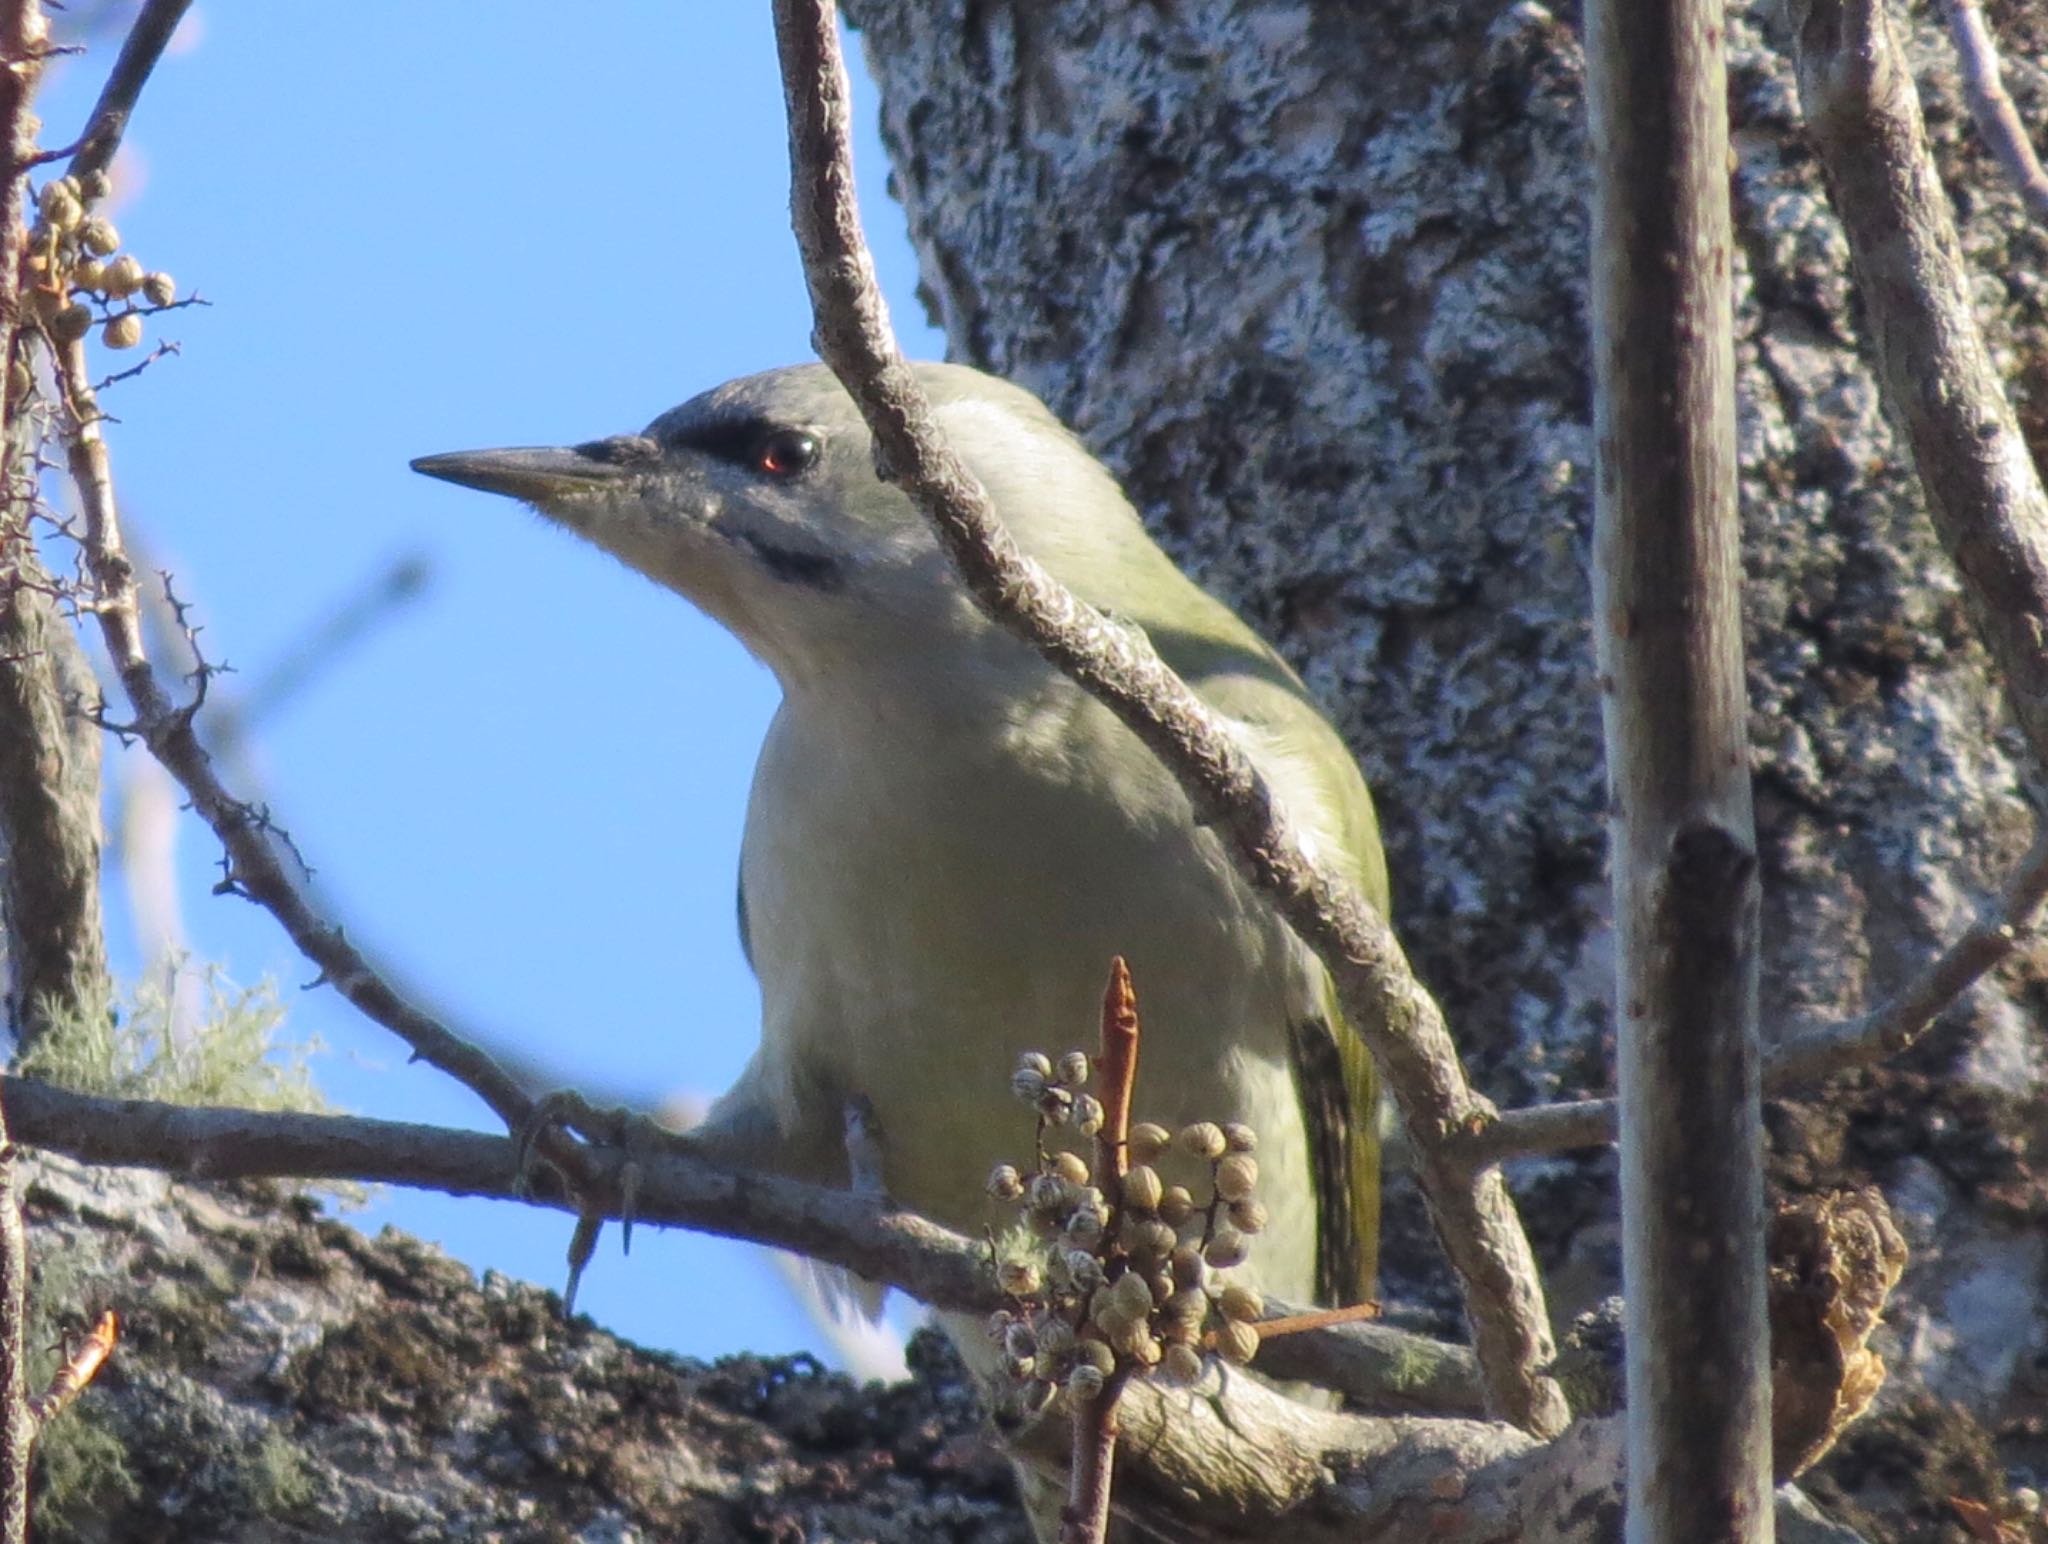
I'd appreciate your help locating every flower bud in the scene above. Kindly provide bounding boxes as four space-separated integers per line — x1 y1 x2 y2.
78 217 119 256
1065 1251 1104 1292
1056 1050 1090 1087
1067 1363 1106 1400
987 1164 1024 1201
1179 1122 1227 1161
37 184 81 231
1158 1185 1195 1228
141 271 176 307
1170 1245 1208 1291
1109 1269 1153 1320
1036 1086 1075 1124
1219 1284 1264 1324
1216 1319 1261 1366
1215 1153 1258 1202
1127 1219 1178 1261
1158 1342 1203 1386
1072 1093 1105 1135
1051 1151 1090 1188
103 254 144 298
51 303 91 342
1011 1066 1048 1102
997 1259 1041 1296
1204 1229 1250 1269
1120 1165 1163 1213
1228 1198 1269 1236
103 312 143 350
1222 1122 1258 1153
1027 1172 1071 1213
1127 1122 1172 1164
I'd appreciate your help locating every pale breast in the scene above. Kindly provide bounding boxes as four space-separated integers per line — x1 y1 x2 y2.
738 672 1323 1307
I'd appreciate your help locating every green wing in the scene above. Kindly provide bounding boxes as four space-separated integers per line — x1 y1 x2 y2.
1147 603 1388 1307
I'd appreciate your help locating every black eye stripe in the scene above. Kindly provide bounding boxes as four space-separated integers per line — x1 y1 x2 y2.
664 418 819 475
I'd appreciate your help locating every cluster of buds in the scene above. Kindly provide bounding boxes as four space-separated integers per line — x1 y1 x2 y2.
25 171 177 356
987 1047 1269 1406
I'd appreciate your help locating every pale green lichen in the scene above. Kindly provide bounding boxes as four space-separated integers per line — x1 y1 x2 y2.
22 961 326 1114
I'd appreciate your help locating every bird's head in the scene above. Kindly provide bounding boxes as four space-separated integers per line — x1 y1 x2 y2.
412 362 1160 687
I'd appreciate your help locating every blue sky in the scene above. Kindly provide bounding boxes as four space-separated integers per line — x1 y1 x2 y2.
38 6 944 1368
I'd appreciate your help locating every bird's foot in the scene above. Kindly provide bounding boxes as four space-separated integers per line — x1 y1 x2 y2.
514 1090 684 1308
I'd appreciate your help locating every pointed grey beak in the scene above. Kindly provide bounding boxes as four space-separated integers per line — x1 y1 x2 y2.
410 446 632 503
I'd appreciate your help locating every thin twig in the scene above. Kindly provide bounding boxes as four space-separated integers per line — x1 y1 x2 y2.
1936 0 2048 225
1457 790 2048 1166
766 0 1566 1438
49 328 575 1171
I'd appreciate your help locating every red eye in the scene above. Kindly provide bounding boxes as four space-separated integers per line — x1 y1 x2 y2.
757 429 818 478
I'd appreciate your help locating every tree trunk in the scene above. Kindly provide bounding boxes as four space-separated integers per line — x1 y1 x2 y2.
843 2 2048 1536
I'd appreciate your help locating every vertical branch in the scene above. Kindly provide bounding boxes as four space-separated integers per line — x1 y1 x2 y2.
1587 0 1771 1540
0 2 51 1535
0 0 101 1060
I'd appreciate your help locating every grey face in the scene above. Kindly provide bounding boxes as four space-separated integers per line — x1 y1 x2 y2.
409 361 1165 682
410 371 875 596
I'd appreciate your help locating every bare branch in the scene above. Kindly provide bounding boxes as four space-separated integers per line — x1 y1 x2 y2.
1459 792 2048 1167
62 0 190 186
1790 0 2048 771
1936 0 2048 225
0 1073 1484 1416
767 0 1566 1438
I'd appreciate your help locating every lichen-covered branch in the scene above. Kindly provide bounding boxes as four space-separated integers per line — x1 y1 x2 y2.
769 0 1566 1439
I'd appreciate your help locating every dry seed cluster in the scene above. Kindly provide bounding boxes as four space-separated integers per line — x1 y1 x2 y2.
25 172 176 361
987 1048 1268 1403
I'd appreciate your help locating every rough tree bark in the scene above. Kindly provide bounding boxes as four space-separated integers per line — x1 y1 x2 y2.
7 1 2046 1537
841 1 2048 1536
